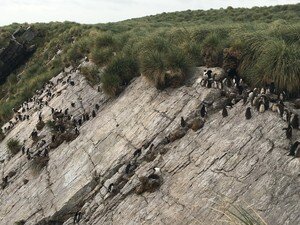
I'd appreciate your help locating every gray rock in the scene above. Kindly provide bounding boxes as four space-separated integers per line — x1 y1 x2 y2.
0 67 299 225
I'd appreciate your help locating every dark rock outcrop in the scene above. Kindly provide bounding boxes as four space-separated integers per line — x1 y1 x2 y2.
0 26 38 84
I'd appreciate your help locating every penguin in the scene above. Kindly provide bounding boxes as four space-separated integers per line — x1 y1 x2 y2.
78 118 82 126
95 104 100 111
64 108 69 115
69 81 75 86
73 211 82 224
264 98 270 111
148 167 161 180
290 114 299 129
125 163 137 175
108 183 114 193
133 148 142 158
206 79 213 88
283 125 292 139
39 112 43 121
92 110 96 118
252 96 259 107
288 141 300 157
71 102 75 107
283 109 291 123
259 102 265 113
277 103 284 117
180 117 187 128
269 82 275 94
222 107 228 117
21 146 25 154
279 92 285 101
260 88 265 95
271 103 278 112
43 148 49 157
200 105 207 118
75 127 80 135
212 81 218 89
245 107 252 120
217 81 223 90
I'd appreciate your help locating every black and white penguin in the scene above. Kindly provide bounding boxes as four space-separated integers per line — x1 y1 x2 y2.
277 102 284 117
125 163 137 175
288 141 300 157
73 211 82 224
75 127 80 135
222 107 228 118
245 107 252 120
259 102 265 113
92 110 96 118
64 108 69 115
180 117 187 128
200 105 207 118
108 183 115 193
148 167 161 180
290 114 299 129
283 125 292 139
133 148 142 158
283 109 291 123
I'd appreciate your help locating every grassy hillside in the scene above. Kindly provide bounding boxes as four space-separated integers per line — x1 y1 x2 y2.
0 3 299 127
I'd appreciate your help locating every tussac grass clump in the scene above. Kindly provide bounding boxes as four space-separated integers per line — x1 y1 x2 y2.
141 35 191 90
236 23 300 96
7 139 21 156
80 64 101 86
101 55 140 96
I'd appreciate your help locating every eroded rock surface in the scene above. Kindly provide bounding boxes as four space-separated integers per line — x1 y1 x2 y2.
0 67 299 225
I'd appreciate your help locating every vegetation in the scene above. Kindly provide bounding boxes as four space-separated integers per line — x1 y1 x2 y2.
7 139 21 155
80 64 101 86
101 54 140 96
217 202 268 225
0 3 299 126
30 155 49 173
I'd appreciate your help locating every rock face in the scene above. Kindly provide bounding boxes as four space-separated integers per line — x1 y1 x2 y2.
0 67 299 225
0 27 37 84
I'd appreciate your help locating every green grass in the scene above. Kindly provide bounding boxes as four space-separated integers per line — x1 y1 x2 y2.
0 3 299 126
7 139 21 155
214 198 268 225
80 64 101 86
101 54 140 96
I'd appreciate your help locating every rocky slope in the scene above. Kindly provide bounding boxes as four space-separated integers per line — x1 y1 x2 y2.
0 66 299 225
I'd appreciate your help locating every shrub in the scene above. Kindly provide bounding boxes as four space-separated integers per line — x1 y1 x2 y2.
142 51 166 89
201 32 226 67
101 55 140 96
141 47 191 89
80 65 101 86
237 31 300 96
90 47 114 66
7 139 21 155
93 32 115 48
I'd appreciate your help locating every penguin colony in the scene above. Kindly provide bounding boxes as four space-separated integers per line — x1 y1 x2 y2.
201 68 299 158
0 66 299 223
